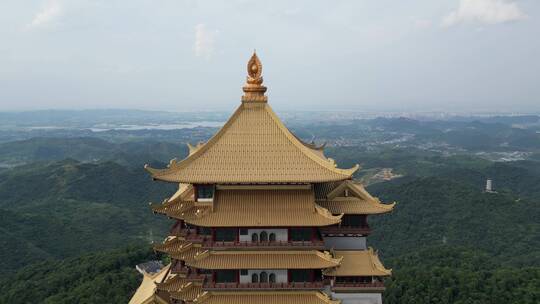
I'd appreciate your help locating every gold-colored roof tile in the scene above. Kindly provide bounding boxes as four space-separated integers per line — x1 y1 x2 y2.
193 291 340 304
177 189 341 227
153 237 203 262
145 102 358 184
317 180 395 214
170 282 204 301
187 250 341 270
318 197 394 215
129 264 171 304
324 248 391 277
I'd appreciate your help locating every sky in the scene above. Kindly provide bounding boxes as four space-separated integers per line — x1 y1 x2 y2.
0 0 538 113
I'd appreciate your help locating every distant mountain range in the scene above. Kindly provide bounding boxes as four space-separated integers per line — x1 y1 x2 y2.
0 137 188 167
0 115 538 303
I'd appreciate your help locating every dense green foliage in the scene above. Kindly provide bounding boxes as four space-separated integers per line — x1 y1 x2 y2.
368 175 540 266
0 245 158 304
384 246 540 304
0 159 174 273
0 137 188 167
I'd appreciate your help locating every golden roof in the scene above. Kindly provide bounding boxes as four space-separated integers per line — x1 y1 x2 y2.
168 188 342 227
145 53 358 184
153 237 193 254
129 264 171 304
156 274 204 302
169 183 194 203
154 237 203 262
151 183 195 214
318 197 394 214
316 180 395 215
192 291 340 304
324 248 391 277
187 250 341 270
157 274 199 292
170 282 203 301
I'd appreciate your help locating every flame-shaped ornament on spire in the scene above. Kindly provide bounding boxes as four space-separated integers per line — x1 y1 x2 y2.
242 51 267 103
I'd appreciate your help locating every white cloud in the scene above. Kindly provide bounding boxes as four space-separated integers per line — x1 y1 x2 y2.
443 0 526 27
193 23 215 58
27 0 64 29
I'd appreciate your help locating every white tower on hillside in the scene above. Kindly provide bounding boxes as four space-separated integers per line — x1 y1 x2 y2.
485 179 495 193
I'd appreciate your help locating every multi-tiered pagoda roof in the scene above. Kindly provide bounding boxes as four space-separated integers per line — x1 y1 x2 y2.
130 52 395 304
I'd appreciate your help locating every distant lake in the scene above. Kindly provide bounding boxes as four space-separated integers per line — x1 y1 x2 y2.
89 121 224 131
18 121 225 132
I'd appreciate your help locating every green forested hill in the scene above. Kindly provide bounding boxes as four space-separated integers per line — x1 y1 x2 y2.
0 245 158 304
0 160 174 274
384 246 540 304
0 137 188 167
0 140 539 303
368 176 540 266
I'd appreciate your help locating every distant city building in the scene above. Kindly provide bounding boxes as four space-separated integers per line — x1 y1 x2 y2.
130 53 395 304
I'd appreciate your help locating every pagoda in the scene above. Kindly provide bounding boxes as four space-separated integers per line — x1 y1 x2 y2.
130 52 395 304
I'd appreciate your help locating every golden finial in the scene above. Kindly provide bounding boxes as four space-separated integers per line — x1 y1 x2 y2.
247 51 262 80
242 51 267 103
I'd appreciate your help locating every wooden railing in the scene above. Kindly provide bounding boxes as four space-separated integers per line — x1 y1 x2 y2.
204 281 325 290
204 240 325 248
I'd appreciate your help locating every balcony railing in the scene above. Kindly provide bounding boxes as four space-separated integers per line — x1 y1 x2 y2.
204 281 325 290
170 227 196 236
319 226 372 235
169 228 208 242
204 240 325 248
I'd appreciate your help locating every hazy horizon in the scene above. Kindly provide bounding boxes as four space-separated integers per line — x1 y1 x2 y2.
1 1 539 112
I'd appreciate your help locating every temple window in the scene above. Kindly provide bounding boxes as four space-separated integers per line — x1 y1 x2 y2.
251 273 259 283
260 231 268 242
251 233 259 242
239 228 248 235
269 273 276 283
196 184 214 202
269 233 276 242
260 271 268 283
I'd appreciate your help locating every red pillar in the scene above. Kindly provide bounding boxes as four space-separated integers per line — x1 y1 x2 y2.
287 227 291 242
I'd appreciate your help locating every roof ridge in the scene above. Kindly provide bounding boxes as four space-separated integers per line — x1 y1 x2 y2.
368 247 392 275
317 250 343 265
147 105 244 177
314 204 344 221
264 104 359 176
145 103 359 183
